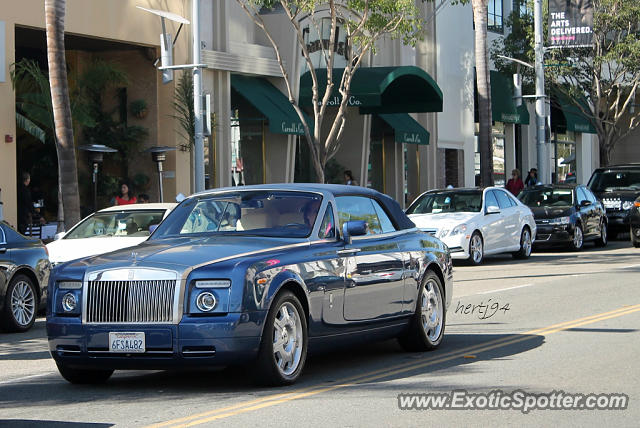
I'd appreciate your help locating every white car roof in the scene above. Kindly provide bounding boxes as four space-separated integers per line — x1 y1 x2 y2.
98 203 176 212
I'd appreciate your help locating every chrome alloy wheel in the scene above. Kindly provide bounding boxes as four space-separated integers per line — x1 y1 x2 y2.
522 229 532 256
470 234 483 264
11 280 36 327
421 279 444 342
272 302 303 376
573 226 583 249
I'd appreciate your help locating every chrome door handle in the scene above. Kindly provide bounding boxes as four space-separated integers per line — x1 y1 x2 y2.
337 248 361 256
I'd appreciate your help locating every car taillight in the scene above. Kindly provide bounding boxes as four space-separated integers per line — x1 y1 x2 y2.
44 245 49 257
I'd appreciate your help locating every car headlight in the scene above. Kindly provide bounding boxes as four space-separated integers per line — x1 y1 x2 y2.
196 291 217 312
438 229 450 238
58 281 82 289
548 216 571 225
195 279 231 288
449 224 468 236
62 293 77 312
622 201 634 210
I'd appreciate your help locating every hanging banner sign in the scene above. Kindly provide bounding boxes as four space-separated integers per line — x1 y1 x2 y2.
548 0 594 47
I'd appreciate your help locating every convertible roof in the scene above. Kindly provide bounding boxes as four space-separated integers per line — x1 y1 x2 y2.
192 184 416 230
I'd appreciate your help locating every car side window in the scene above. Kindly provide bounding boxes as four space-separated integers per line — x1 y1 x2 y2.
585 188 598 204
495 190 513 209
0 226 6 244
484 191 499 210
318 204 336 239
372 200 396 234
336 196 383 235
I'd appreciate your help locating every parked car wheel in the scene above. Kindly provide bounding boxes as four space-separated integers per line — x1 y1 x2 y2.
398 271 445 352
512 227 533 259
467 232 484 265
253 290 308 386
56 363 113 384
1 274 38 332
631 227 640 248
594 221 608 247
569 224 584 251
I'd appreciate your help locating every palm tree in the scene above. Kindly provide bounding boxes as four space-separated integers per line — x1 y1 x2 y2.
45 0 81 230
472 0 494 186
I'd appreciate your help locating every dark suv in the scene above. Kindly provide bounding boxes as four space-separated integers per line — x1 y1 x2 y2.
587 164 640 239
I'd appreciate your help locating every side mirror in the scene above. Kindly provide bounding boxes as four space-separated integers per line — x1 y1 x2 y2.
342 220 368 244
54 232 65 241
580 200 592 207
485 205 500 215
149 224 159 234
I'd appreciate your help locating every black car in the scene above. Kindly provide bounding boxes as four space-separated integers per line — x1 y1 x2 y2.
1 221 50 332
631 196 640 248
587 164 640 239
518 185 607 250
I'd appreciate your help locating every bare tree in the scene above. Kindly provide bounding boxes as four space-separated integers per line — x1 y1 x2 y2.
45 0 81 230
235 0 422 183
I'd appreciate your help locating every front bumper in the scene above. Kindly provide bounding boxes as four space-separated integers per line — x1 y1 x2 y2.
533 224 574 245
47 313 265 370
606 210 630 230
441 235 470 259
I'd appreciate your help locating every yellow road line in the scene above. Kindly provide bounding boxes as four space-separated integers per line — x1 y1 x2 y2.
149 304 640 427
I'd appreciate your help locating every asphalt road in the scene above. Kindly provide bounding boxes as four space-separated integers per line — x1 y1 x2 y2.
1 240 639 427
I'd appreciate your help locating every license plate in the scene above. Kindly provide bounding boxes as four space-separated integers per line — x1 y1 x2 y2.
109 332 145 353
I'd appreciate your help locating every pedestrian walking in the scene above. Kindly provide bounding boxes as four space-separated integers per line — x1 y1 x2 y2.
525 168 538 188
506 169 524 196
114 182 137 206
17 172 35 234
344 170 358 186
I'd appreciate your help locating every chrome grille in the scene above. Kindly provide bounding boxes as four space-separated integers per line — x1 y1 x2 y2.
86 280 176 323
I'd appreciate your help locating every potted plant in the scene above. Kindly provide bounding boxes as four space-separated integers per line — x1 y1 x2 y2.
130 99 148 119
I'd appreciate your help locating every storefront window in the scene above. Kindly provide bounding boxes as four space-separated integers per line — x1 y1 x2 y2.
474 122 505 185
230 110 265 186
367 138 384 192
553 131 576 184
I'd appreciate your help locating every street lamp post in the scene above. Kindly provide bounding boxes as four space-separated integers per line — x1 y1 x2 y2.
145 146 177 202
79 144 117 212
533 0 548 184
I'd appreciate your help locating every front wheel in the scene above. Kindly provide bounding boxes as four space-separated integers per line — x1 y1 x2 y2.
631 226 640 248
398 271 446 352
569 224 584 251
56 363 113 384
1 274 38 332
467 232 484 265
253 291 308 386
512 228 533 259
594 221 608 247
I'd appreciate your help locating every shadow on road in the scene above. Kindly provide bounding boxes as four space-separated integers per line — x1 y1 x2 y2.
0 421 112 428
0 332 545 409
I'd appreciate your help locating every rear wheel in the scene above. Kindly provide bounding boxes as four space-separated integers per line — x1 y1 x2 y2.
569 224 584 251
594 220 608 247
56 363 113 384
253 291 307 386
467 232 484 265
512 227 532 259
398 271 446 352
1 274 38 332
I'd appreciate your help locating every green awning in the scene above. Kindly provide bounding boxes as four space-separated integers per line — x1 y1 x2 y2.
551 91 596 134
475 71 530 124
299 66 443 114
231 75 309 135
378 113 430 145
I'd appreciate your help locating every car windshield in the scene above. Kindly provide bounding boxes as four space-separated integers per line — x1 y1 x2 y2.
406 191 483 214
64 210 167 239
588 171 640 192
151 191 322 239
518 189 574 207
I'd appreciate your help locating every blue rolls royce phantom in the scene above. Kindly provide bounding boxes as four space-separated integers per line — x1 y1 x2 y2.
47 184 453 385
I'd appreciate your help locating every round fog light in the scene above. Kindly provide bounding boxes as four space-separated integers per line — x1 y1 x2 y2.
196 291 217 312
62 293 77 312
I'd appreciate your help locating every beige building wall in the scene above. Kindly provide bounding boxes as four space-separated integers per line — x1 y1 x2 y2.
1 0 190 226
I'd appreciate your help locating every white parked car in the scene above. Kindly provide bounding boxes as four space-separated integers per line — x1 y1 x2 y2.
46 203 176 265
406 187 536 265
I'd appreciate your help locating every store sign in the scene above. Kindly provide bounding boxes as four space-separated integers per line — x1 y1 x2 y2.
402 133 423 144
548 0 594 47
500 113 521 123
281 121 306 135
321 95 363 107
